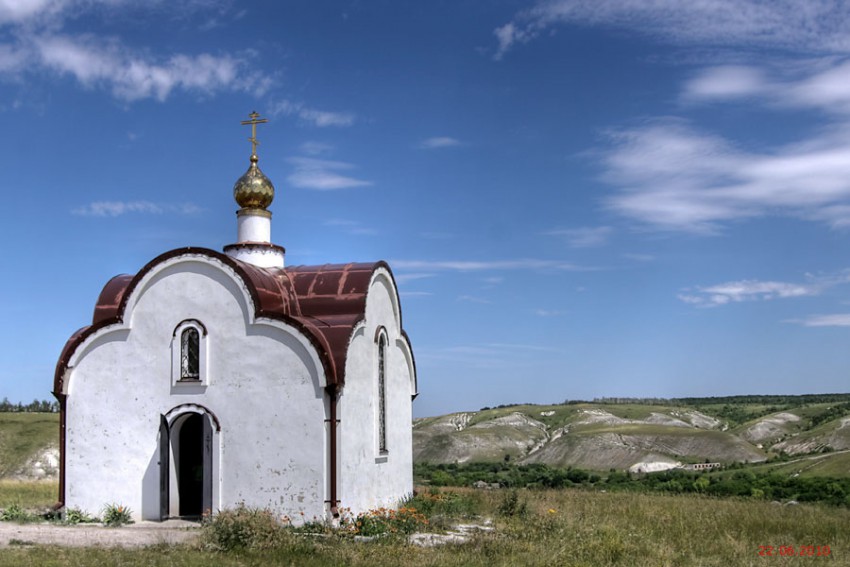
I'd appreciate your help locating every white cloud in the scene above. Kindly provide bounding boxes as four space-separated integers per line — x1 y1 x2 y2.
270 99 354 127
0 43 26 72
675 272 850 307
419 136 461 149
684 60 850 115
30 35 260 102
494 1 850 59
72 200 200 216
287 157 372 190
0 3 268 102
683 65 771 101
793 313 850 327
600 119 850 232
546 226 612 248
0 0 69 25
391 259 593 272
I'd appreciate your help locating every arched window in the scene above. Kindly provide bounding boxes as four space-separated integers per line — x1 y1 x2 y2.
172 320 208 386
180 328 200 381
377 331 388 454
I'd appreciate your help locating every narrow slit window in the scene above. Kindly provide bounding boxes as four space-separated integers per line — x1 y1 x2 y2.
378 334 387 453
181 328 200 380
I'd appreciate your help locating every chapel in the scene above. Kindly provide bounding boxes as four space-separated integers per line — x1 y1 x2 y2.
53 112 417 522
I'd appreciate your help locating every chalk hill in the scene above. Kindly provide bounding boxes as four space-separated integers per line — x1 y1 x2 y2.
413 397 850 473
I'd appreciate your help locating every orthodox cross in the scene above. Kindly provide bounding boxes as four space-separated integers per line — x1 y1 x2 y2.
241 111 268 156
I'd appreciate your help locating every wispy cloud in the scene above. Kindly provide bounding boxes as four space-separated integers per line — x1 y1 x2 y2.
29 34 267 102
72 200 202 217
546 226 612 248
400 291 434 298
287 157 372 190
790 313 850 327
678 280 818 307
623 253 655 262
300 141 334 156
684 60 850 115
322 218 377 235
0 0 268 103
419 136 461 149
417 342 562 368
394 273 436 284
494 1 850 60
391 259 594 272
677 270 850 307
534 309 565 317
270 99 354 127
457 295 491 304
600 118 850 232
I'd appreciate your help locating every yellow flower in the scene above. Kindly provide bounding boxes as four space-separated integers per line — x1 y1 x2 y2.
547 508 557 514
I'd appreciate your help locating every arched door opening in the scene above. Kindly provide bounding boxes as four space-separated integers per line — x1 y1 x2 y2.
160 410 214 520
177 413 204 517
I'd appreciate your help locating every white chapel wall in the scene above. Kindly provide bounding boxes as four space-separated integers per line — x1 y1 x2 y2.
63 255 328 521
338 268 415 514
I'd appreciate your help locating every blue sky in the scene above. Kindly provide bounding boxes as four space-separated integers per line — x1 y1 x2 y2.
2 1 850 418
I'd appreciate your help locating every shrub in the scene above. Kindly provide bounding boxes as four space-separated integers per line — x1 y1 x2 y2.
101 503 133 527
201 505 283 551
354 506 428 536
405 489 482 518
497 489 528 518
0 504 35 523
64 507 97 525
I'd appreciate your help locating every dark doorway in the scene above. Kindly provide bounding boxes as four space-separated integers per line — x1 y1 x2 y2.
177 413 204 517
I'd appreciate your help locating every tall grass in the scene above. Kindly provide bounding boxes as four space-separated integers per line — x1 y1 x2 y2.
0 480 57 509
0 487 846 566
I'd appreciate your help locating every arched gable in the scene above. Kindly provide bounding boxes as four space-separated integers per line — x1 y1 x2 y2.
54 248 331 396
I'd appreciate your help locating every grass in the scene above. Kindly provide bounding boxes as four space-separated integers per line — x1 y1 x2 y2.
0 480 58 509
0 486 847 566
0 413 58 477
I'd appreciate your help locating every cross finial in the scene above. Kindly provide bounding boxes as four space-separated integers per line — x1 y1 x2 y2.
241 111 269 157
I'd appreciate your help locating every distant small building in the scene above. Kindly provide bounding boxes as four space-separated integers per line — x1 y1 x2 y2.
681 463 721 471
54 113 417 522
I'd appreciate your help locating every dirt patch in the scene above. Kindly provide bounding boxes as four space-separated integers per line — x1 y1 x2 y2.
13 447 59 481
0 519 199 548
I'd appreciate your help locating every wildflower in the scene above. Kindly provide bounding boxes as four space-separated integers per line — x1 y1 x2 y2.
548 508 557 514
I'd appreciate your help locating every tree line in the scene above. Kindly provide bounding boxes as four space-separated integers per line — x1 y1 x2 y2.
0 398 59 412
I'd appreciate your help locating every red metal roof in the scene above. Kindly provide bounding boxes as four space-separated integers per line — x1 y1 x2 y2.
54 247 406 395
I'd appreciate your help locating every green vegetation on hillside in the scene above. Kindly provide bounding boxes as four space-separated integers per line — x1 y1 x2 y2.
415 462 850 507
0 413 59 476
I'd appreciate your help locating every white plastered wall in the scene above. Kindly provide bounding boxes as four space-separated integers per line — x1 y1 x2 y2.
62 254 328 522
338 268 416 514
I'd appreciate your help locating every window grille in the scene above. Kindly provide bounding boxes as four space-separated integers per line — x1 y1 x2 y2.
378 334 387 453
181 328 200 380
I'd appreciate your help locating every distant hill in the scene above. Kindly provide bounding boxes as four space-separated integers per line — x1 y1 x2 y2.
414 395 850 474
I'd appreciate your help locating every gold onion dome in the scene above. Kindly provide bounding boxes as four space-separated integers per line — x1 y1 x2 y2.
234 153 275 210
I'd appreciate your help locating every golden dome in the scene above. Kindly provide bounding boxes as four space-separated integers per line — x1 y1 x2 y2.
233 154 275 210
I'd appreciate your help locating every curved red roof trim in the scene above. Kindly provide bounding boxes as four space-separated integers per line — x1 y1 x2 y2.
54 248 409 396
